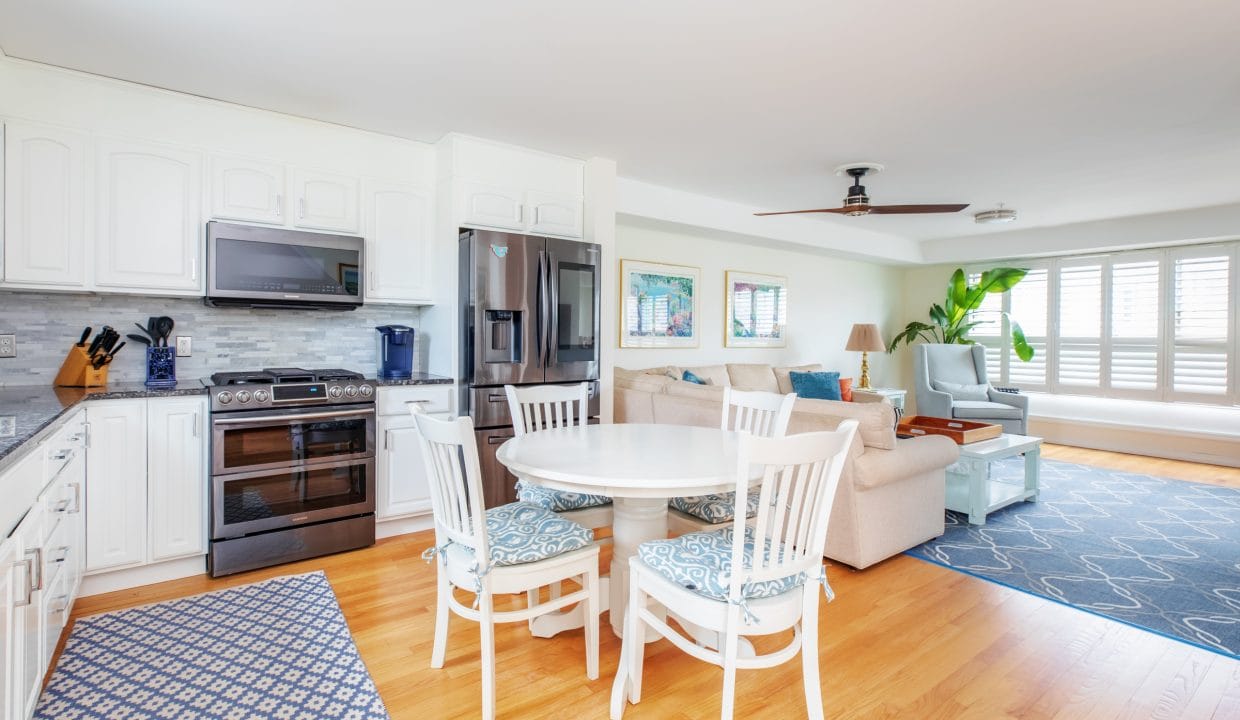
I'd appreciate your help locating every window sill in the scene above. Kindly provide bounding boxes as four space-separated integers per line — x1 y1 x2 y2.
1025 392 1240 440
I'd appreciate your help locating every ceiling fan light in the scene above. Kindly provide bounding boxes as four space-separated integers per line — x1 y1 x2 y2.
974 207 1018 224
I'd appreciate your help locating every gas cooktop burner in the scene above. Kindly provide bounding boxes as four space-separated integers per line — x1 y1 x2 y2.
209 371 275 386
207 367 367 386
313 368 365 382
264 367 317 383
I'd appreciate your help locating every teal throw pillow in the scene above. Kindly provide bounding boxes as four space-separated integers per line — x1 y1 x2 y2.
682 370 708 385
789 370 842 401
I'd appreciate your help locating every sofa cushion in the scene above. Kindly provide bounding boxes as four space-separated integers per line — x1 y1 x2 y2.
790 371 842 401
484 502 594 566
932 379 990 401
774 364 823 394
795 397 897 450
664 379 728 403
682 369 708 385
684 364 731 387
726 364 780 393
669 490 762 523
951 400 1024 420
637 527 805 603
839 377 854 402
615 367 675 394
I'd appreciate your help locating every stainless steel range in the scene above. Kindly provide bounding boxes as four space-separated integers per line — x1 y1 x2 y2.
205 367 377 577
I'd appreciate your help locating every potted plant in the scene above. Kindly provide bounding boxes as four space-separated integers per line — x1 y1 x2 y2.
887 267 1035 361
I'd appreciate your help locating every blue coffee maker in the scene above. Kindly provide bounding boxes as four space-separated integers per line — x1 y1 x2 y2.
376 325 415 379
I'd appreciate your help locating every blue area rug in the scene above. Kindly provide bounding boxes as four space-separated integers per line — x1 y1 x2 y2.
37 571 389 719
907 458 1240 658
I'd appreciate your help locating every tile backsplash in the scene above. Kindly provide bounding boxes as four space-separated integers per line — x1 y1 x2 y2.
0 291 427 386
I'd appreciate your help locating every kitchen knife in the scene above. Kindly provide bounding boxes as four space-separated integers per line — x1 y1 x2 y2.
86 331 105 357
77 327 92 347
126 333 151 346
101 327 119 354
96 341 125 368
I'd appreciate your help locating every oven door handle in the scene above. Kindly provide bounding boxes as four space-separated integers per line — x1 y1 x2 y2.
212 408 375 425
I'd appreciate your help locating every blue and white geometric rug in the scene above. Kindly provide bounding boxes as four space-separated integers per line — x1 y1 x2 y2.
36 571 390 719
907 458 1240 659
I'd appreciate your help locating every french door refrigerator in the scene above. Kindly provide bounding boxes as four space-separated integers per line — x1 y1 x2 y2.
459 229 601 507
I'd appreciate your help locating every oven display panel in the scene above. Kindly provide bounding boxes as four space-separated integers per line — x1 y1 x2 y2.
273 383 328 403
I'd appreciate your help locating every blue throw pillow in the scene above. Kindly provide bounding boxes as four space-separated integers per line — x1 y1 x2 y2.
789 370 842 401
682 370 707 385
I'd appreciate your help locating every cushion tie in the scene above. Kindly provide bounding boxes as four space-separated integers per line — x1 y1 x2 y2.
728 580 760 625
468 557 494 610
421 541 452 563
817 568 835 603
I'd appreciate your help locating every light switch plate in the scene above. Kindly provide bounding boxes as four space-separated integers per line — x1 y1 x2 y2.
176 335 192 357
0 334 14 358
0 416 14 437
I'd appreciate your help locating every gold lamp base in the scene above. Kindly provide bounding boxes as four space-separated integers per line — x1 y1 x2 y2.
858 351 873 390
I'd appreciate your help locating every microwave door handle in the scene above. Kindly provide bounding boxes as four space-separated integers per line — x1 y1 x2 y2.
548 252 558 366
537 250 548 369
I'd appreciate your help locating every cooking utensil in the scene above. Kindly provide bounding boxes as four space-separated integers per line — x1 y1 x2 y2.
77 327 92 347
126 333 151 346
133 322 155 341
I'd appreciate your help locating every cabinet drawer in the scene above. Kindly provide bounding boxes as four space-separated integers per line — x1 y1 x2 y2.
41 566 72 663
377 386 454 416
41 509 77 590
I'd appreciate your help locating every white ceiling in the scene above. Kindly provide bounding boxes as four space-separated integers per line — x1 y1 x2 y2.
2 0 1238 242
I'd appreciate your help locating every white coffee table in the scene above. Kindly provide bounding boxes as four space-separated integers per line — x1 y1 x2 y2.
944 433 1042 525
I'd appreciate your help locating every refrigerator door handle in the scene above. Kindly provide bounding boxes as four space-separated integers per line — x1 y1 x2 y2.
548 252 559 366
536 249 548 369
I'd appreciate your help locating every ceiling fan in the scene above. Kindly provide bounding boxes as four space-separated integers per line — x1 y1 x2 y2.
754 163 969 217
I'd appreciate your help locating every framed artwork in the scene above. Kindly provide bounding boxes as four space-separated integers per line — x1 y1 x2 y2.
725 270 788 347
338 263 360 295
619 259 700 348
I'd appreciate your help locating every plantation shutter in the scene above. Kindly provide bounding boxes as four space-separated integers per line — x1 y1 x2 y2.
1008 267 1048 389
1057 262 1103 387
1171 250 1231 397
1109 258 1161 393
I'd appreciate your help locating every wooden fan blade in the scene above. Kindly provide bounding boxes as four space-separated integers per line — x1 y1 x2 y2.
753 207 851 216
867 203 969 214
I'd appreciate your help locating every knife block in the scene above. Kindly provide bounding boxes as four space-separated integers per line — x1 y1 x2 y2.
54 346 110 388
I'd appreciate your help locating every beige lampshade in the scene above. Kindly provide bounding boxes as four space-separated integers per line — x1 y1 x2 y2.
845 323 885 352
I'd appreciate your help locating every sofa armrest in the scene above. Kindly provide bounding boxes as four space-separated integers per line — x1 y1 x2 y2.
852 435 960 490
851 390 888 405
988 388 1029 411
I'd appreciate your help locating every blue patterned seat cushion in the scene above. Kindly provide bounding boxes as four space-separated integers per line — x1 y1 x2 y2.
516 479 612 513
669 490 762 524
637 527 805 602
485 502 594 566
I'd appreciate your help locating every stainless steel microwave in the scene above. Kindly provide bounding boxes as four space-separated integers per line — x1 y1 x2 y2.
206 221 364 310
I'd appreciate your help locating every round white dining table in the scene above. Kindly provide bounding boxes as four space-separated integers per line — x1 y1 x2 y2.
496 423 741 639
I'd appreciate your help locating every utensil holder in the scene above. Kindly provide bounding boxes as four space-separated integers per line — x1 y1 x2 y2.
53 346 110 388
145 347 177 388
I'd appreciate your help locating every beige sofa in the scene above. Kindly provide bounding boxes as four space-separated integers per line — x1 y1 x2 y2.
615 363 960 570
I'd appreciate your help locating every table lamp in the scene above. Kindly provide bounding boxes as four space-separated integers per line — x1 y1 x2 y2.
845 323 885 390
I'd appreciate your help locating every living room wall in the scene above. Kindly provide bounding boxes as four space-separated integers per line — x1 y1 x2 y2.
612 218 904 387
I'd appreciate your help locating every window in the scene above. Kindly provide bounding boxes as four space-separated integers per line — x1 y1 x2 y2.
972 241 1237 406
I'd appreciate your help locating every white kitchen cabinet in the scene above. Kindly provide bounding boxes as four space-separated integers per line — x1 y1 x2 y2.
11 505 44 720
376 387 453 520
449 135 584 238
291 168 358 233
526 189 583 238
147 397 208 562
94 138 203 293
2 121 88 288
0 538 15 720
364 181 434 304
210 155 286 225
85 399 148 572
459 181 526 232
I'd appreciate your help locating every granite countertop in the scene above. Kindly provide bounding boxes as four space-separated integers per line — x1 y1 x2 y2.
369 373 454 386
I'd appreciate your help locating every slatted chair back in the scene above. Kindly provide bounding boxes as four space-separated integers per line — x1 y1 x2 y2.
412 411 490 560
720 387 796 438
729 420 859 595
505 382 590 436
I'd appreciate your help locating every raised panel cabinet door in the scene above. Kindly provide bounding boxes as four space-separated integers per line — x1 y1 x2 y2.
12 508 45 720
147 397 207 562
364 182 434 303
0 539 16 720
526 190 583 238
458 180 525 231
85 400 148 572
210 155 286 225
2 121 87 286
291 168 359 232
95 139 203 292
376 418 435 519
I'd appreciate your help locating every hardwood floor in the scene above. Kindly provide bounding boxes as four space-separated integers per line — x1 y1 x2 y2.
68 444 1240 719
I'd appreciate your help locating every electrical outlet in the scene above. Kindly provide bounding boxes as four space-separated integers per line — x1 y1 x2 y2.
0 416 14 437
0 334 15 358
176 335 192 357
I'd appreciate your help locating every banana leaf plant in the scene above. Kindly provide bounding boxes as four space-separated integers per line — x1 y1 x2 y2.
887 267 1035 362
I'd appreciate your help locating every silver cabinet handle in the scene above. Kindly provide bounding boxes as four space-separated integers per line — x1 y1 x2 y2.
193 411 200 438
298 197 306 219
14 558 33 606
275 193 283 217
25 547 43 592
83 422 91 448
51 449 71 461
191 257 198 282
404 399 432 405
69 482 82 513
487 435 514 445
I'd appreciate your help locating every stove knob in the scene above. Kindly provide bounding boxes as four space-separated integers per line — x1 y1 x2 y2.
344 385 359 398
328 386 344 398
359 384 374 398
254 389 270 403
217 391 233 405
236 390 252 404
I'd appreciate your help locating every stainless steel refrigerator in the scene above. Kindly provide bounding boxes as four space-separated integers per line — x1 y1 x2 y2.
459 229 601 507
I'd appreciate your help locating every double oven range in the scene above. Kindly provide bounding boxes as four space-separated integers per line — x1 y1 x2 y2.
204 367 377 576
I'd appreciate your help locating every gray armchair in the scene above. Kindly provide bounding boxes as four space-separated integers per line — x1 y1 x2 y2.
913 344 1029 435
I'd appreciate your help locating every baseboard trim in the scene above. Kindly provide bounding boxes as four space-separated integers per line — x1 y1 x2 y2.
81 555 207 597
376 514 433 539
1029 416 1240 468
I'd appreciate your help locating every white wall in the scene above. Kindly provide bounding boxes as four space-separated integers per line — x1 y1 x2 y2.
613 218 904 387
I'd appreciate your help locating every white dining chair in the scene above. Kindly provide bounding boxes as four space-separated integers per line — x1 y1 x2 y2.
667 387 797 535
413 411 601 720
611 420 859 720
505 383 614 532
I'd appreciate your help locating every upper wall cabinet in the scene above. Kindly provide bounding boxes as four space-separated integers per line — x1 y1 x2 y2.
210 155 286 225
94 138 203 294
364 181 434 304
526 190 583 238
459 181 525 231
449 135 585 238
291 168 359 233
2 122 87 287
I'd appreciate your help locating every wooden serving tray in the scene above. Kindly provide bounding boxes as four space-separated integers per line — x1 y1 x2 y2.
897 415 1003 444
